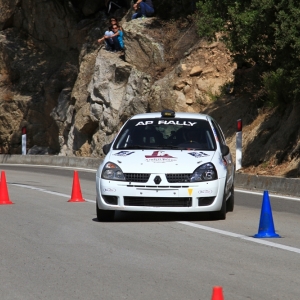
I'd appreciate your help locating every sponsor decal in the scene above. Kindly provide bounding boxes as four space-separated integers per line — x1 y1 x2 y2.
103 188 116 192
145 151 177 163
135 121 154 126
114 151 134 156
188 152 210 158
198 189 213 194
188 188 193 196
158 120 197 126
135 120 197 126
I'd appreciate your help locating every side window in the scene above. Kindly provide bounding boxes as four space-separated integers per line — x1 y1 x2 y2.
211 120 226 145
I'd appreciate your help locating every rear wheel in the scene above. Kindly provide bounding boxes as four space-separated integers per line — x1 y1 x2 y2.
96 202 115 222
226 184 234 212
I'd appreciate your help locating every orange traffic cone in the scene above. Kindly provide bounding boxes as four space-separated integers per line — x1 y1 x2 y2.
68 171 85 202
211 286 224 300
0 171 14 205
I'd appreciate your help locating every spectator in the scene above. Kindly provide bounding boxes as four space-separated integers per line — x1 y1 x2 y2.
98 24 124 52
132 0 154 19
113 24 124 51
98 17 124 52
97 26 114 46
109 17 123 32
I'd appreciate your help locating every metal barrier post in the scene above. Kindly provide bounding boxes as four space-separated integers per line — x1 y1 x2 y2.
236 119 242 170
22 126 26 155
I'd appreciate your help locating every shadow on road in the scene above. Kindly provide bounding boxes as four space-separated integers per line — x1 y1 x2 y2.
92 211 231 223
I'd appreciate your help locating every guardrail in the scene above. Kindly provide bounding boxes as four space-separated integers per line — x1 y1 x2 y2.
0 154 102 170
234 173 300 197
1 154 300 197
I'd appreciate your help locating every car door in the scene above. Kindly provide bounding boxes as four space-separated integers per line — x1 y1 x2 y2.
210 119 234 194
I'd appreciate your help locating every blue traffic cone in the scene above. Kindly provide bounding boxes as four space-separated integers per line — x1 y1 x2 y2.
254 190 280 238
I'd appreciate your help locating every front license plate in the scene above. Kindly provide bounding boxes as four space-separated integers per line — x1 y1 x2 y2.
136 189 178 197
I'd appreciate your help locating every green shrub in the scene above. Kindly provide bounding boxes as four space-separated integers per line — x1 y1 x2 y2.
262 69 287 106
196 0 300 104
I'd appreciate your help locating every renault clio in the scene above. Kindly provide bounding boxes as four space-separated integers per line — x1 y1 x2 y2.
96 110 234 221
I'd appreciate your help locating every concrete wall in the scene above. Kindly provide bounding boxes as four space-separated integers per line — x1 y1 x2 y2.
0 154 102 170
234 173 300 197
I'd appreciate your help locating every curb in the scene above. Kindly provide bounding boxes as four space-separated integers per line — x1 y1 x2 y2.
1 155 300 197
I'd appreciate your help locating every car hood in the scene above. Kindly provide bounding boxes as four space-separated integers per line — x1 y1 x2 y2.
107 149 215 173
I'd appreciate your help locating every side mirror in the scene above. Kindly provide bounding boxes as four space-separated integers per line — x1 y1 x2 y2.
102 143 112 155
220 144 229 157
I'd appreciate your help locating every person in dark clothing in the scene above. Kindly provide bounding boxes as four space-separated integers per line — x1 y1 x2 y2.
98 17 124 52
98 25 124 52
132 0 154 19
109 17 123 32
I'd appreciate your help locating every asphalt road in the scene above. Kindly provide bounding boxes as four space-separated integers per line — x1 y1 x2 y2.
1 164 300 300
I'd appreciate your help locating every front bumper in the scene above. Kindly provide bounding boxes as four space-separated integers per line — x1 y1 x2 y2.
96 176 226 213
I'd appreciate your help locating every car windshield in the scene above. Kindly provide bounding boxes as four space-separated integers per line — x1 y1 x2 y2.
113 118 216 150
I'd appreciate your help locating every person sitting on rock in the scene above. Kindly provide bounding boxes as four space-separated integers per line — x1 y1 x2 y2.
97 16 123 45
109 17 123 32
98 24 124 52
132 0 154 19
97 26 114 47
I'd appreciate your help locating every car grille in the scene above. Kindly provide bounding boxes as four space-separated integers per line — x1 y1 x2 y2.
166 173 191 183
124 197 192 207
124 173 150 183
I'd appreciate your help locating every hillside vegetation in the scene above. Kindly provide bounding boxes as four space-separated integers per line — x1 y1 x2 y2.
196 0 300 106
193 0 300 177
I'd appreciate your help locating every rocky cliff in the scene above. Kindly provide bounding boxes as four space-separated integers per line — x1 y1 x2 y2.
0 0 234 156
0 0 300 177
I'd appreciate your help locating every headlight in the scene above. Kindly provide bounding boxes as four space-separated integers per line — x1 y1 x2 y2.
190 163 217 182
101 162 125 181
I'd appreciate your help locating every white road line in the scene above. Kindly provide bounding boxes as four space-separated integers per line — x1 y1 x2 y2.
9 182 300 255
179 221 300 254
235 188 300 201
10 183 95 203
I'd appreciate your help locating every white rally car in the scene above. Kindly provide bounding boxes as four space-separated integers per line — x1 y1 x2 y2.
96 110 235 221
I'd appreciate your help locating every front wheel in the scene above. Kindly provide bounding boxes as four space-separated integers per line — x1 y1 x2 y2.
96 202 115 222
226 184 234 212
212 190 226 220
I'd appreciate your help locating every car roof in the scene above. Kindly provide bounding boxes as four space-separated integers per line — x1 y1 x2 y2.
130 112 211 120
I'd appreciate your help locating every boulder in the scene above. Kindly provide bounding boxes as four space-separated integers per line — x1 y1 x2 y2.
189 66 202 76
122 18 164 73
64 48 151 156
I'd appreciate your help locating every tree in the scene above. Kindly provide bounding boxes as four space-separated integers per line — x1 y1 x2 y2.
196 0 300 104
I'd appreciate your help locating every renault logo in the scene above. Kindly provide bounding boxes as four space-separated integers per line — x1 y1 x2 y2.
154 176 161 184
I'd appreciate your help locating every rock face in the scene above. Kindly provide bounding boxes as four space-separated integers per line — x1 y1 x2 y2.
3 1 300 177
0 1 236 157
122 19 164 72
64 49 151 157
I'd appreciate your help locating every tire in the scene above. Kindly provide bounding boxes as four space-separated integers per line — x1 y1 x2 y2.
96 202 115 222
226 184 234 212
212 190 226 220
